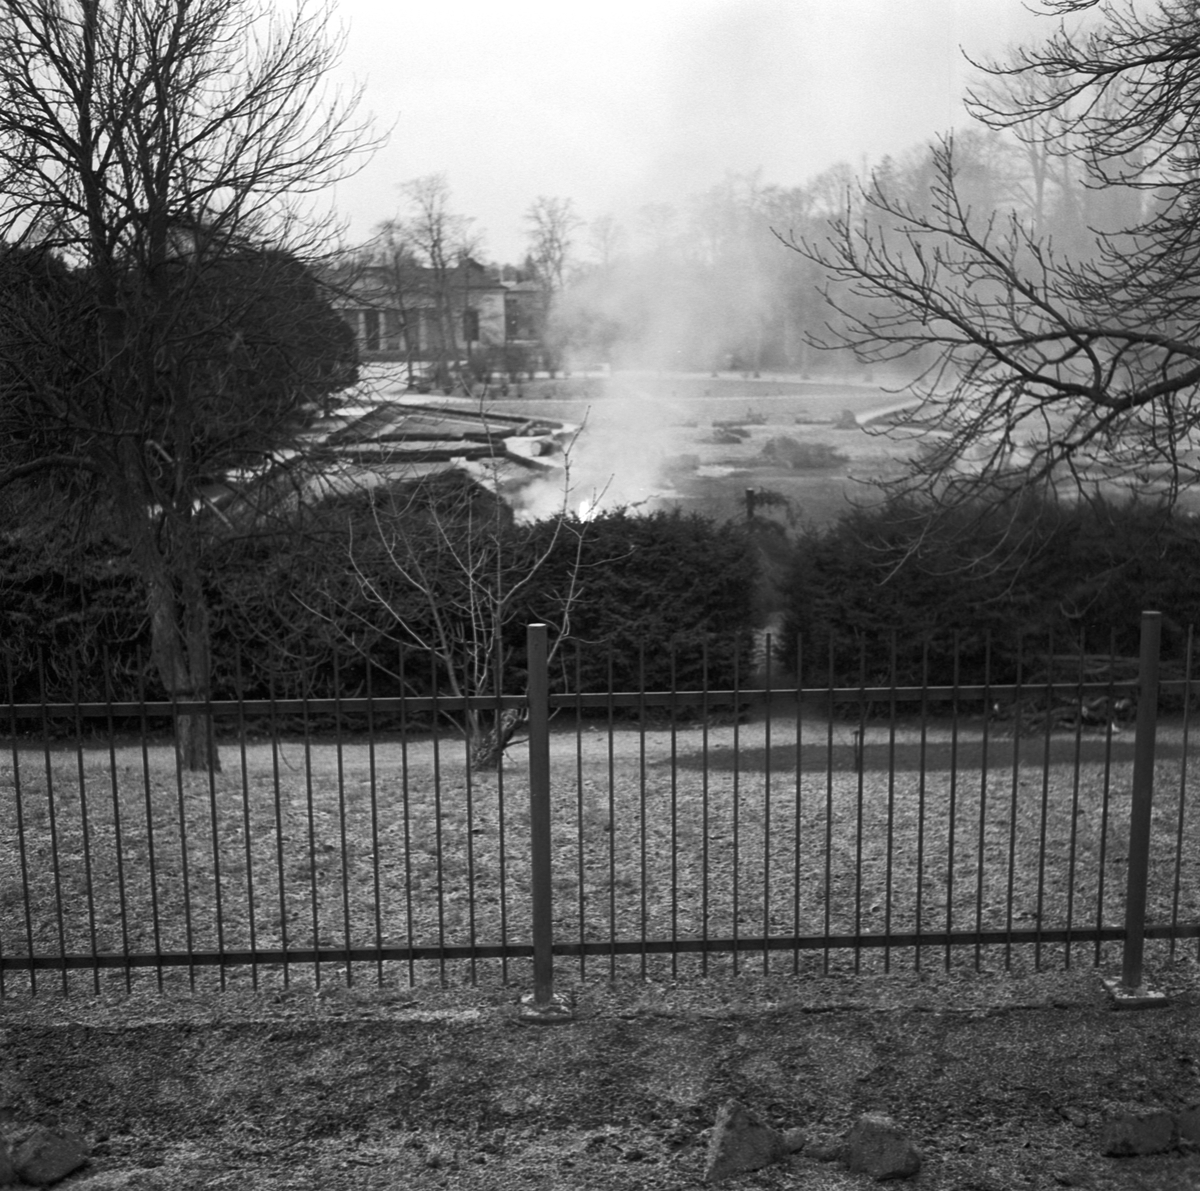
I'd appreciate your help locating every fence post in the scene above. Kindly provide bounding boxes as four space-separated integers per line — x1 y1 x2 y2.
519 623 572 1022
1117 611 1165 999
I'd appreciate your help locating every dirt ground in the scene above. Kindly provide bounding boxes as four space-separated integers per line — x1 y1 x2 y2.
1 957 1197 1190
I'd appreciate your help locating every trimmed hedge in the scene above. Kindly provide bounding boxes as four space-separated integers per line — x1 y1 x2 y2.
522 508 759 691
0 534 146 704
778 495 1200 689
1 502 760 704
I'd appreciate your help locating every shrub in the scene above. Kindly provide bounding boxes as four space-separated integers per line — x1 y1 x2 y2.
761 436 848 470
3 498 761 705
520 507 759 691
778 494 1200 689
0 533 146 704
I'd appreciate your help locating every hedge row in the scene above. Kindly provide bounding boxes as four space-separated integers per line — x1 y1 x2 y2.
1 503 760 705
777 495 1200 689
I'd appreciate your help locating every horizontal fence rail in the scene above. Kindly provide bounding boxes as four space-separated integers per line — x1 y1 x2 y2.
18 678 1200 718
1 618 1197 996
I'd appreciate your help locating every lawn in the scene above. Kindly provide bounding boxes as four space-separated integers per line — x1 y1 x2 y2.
1 707 1196 997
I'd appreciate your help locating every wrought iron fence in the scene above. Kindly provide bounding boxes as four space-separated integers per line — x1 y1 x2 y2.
1 614 1196 998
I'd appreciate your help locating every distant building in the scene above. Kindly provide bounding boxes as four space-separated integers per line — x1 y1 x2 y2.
501 278 546 347
332 258 545 373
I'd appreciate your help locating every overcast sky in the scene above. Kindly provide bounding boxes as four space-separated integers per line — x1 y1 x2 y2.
328 0 1064 264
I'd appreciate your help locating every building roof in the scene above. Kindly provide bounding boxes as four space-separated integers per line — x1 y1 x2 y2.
331 257 513 305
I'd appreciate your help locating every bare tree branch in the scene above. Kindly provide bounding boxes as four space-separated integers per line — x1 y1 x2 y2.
0 0 377 770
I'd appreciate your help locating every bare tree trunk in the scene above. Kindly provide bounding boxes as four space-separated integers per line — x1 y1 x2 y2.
145 566 222 773
119 454 221 773
468 706 527 772
176 710 219 772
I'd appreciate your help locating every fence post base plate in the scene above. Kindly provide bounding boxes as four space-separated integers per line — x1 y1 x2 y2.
518 991 575 1024
1102 976 1171 1011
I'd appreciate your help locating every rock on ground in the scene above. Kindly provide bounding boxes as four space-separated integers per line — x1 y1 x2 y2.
704 1099 789 1183
843 1113 922 1181
12 1126 89 1186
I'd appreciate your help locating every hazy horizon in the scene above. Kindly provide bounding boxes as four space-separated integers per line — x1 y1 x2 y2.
329 0 1068 264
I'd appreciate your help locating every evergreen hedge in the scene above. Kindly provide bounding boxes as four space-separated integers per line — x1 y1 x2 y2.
1 504 760 705
521 508 759 692
778 495 1200 689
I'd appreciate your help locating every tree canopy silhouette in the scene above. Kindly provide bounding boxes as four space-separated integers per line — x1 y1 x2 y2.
0 0 375 769
789 0 1200 512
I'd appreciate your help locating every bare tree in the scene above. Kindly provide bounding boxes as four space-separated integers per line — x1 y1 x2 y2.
525 196 582 294
380 174 482 393
786 0 1200 514
366 222 424 386
522 195 582 374
333 462 588 772
588 214 627 271
0 0 375 769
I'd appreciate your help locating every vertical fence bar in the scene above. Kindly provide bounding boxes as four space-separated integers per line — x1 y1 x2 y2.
70 661 99 993
945 636 960 972
638 642 648 979
823 639 834 975
398 647 415 987
430 655 445 986
854 641 865 974
1121 610 1161 990
1065 634 1086 969
575 644 586 980
1169 626 1193 959
1094 632 1118 967
37 651 69 994
1035 631 1054 972
732 644 741 975
204 688 226 991
365 662 383 986
607 646 618 978
139 657 164 992
884 632 897 974
762 634 772 977
463 692 478 988
168 683 197 991
490 642 509 985
792 636 803 977
7 653 36 995
333 652 352 987
669 645 679 979
974 633 992 972
523 623 564 1018
459 687 476 985
102 648 132 991
301 689 319 988
268 674 289 988
234 651 258 991
701 642 710 976
1005 639 1023 970
915 640 929 972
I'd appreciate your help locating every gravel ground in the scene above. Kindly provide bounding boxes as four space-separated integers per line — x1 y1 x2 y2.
1 957 1198 1190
